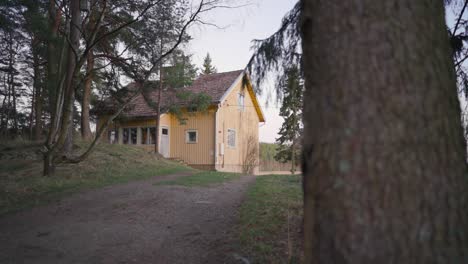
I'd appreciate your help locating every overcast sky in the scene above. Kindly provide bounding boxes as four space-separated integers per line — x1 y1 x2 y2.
187 0 297 143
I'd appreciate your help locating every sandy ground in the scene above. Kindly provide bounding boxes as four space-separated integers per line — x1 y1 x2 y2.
0 173 255 264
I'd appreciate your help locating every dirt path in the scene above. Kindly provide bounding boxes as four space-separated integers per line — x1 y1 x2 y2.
0 173 255 264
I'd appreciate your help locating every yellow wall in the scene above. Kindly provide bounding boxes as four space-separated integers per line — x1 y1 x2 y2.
99 112 215 167
215 77 260 173
169 110 216 167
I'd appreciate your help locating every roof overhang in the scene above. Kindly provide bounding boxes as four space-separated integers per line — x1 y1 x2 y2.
219 71 266 123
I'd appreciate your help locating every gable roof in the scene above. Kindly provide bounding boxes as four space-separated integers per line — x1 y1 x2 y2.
105 70 265 122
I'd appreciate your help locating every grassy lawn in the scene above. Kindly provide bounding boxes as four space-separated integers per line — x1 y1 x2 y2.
155 171 241 187
0 141 192 216
239 174 303 264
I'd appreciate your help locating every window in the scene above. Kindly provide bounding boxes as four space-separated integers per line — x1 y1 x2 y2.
123 128 137 144
142 127 156 145
238 93 245 111
130 128 137 144
162 128 169 135
227 129 236 148
186 130 198 144
123 128 129 144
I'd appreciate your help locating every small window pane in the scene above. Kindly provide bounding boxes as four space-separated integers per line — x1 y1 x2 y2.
162 128 169 135
238 94 245 111
123 129 129 144
130 128 137 144
186 130 198 143
149 128 156 144
227 129 236 148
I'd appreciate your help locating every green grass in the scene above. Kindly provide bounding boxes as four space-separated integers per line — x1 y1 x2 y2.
155 170 241 187
0 141 193 216
239 174 303 264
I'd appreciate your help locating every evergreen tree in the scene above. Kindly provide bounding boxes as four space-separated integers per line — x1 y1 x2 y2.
201 53 217 74
164 50 198 88
274 65 302 174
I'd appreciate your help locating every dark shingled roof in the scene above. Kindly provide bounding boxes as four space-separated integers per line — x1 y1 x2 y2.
121 70 244 118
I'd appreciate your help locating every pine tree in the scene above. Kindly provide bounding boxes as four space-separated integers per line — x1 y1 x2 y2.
274 65 302 174
201 53 217 74
164 50 197 88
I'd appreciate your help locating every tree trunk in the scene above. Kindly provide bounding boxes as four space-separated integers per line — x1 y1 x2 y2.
81 1 97 141
47 0 61 112
43 0 80 175
155 41 164 154
291 140 295 175
7 33 18 132
301 1 468 263
29 82 35 139
81 51 94 140
59 0 80 156
33 37 43 141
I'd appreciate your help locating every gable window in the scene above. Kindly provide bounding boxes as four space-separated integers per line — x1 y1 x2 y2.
186 130 198 144
238 93 245 111
227 129 236 148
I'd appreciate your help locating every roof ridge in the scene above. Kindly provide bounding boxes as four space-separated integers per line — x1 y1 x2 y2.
199 69 244 76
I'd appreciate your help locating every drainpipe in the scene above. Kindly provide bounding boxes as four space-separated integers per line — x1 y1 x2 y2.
214 104 219 171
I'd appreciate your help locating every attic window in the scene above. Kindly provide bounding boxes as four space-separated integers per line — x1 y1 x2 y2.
186 130 198 144
238 93 245 111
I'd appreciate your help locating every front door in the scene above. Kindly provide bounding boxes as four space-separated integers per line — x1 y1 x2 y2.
160 127 170 158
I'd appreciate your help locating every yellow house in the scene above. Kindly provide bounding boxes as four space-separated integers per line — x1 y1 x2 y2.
98 70 266 173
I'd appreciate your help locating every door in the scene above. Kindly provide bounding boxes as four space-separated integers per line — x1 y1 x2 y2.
160 127 170 158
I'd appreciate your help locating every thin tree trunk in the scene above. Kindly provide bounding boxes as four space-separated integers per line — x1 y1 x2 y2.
33 37 43 140
81 51 94 140
301 1 468 263
29 83 35 139
7 33 18 132
155 77 162 154
43 0 80 175
291 139 295 175
59 0 80 156
47 0 61 112
81 1 97 141
0 75 6 131
155 39 164 154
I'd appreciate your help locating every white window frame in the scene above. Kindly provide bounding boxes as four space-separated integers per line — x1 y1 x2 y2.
186 129 198 144
238 93 245 111
227 129 236 148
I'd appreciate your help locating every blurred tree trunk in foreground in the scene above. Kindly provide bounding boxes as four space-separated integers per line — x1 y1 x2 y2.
301 0 468 263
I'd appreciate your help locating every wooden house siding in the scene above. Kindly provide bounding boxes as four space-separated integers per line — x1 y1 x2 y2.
215 77 260 173
169 110 216 168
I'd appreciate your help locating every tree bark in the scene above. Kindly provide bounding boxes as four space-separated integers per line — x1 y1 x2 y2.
155 39 164 154
33 36 43 140
81 51 94 140
301 1 468 263
43 0 80 175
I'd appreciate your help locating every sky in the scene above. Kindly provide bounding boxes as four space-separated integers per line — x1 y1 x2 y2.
187 0 298 143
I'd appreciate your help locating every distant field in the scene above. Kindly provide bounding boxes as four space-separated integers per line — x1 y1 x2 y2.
239 174 303 263
0 140 192 215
